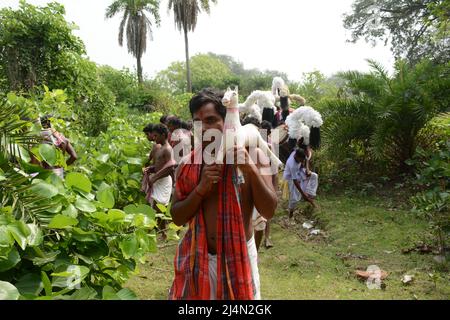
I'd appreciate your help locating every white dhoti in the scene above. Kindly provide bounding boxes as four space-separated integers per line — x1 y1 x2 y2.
208 236 261 300
302 172 318 197
288 171 319 210
150 176 173 206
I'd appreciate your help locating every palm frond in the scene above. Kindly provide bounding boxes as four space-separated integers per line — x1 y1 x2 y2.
118 9 129 47
105 0 127 19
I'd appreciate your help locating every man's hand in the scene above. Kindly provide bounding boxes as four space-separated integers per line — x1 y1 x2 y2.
196 164 223 197
224 146 255 174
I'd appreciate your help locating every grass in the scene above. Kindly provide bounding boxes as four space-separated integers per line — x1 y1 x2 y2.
125 194 449 300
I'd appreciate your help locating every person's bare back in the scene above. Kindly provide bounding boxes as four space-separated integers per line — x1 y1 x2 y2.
153 142 172 173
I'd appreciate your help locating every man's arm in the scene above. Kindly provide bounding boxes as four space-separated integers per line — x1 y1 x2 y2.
151 166 175 184
150 148 174 183
170 164 222 226
293 179 315 207
65 141 77 166
242 148 277 220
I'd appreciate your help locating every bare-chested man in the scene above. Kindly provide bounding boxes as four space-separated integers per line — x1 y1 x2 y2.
147 124 175 204
169 89 277 300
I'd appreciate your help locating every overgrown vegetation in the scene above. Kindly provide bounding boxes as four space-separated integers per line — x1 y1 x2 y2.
0 0 448 300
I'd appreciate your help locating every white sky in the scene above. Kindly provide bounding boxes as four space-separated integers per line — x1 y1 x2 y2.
1 0 395 81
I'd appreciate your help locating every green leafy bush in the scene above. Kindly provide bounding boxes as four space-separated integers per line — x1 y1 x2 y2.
410 114 450 255
0 94 166 300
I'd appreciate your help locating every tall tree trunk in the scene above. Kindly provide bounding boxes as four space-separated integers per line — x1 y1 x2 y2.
137 54 143 85
184 27 192 93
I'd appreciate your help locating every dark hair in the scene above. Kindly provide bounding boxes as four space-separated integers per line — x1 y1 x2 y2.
143 123 154 133
180 120 190 130
261 120 272 133
167 117 182 129
185 120 193 131
189 88 226 120
160 115 168 124
294 148 306 160
242 116 261 127
152 124 169 137
40 114 52 128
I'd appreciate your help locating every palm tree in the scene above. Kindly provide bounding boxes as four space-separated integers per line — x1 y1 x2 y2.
168 0 217 92
106 0 161 84
323 59 448 173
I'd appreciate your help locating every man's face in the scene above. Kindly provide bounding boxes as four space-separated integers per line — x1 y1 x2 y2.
193 102 224 150
146 132 154 142
294 155 305 165
153 132 166 145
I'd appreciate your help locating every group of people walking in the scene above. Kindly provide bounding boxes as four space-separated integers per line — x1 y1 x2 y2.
141 88 320 300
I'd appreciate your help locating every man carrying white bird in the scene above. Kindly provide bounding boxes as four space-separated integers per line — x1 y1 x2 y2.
169 89 277 300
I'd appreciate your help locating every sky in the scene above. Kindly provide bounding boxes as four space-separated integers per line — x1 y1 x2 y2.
1 0 395 82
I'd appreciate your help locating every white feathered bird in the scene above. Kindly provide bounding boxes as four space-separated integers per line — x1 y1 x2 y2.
272 77 286 97
239 103 262 123
285 106 323 145
243 90 277 113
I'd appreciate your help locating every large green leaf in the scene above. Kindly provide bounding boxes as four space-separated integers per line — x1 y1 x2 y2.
117 288 138 300
15 273 43 296
51 265 90 289
127 157 142 165
72 228 99 243
48 215 78 229
7 221 31 250
102 285 119 300
96 188 115 209
26 224 43 247
62 204 78 218
41 271 52 296
0 225 14 249
0 247 20 272
39 144 57 166
123 204 155 220
31 250 60 266
0 281 20 300
119 236 138 259
66 172 92 193
107 209 125 222
74 198 96 213
96 154 110 163
70 286 98 300
30 181 59 198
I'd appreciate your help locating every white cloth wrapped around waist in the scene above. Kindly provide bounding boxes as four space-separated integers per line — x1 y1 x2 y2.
208 236 261 300
150 175 173 206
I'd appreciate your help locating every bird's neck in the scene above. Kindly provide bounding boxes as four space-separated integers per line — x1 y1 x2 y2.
224 106 241 129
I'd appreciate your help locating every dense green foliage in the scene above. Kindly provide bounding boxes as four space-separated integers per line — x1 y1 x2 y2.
0 92 172 300
410 115 450 255
0 2 116 137
321 59 449 174
0 0 448 300
0 1 85 92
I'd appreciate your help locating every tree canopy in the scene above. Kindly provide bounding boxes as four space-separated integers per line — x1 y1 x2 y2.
343 0 449 63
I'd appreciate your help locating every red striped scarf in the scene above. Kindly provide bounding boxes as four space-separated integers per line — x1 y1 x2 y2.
169 152 254 300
